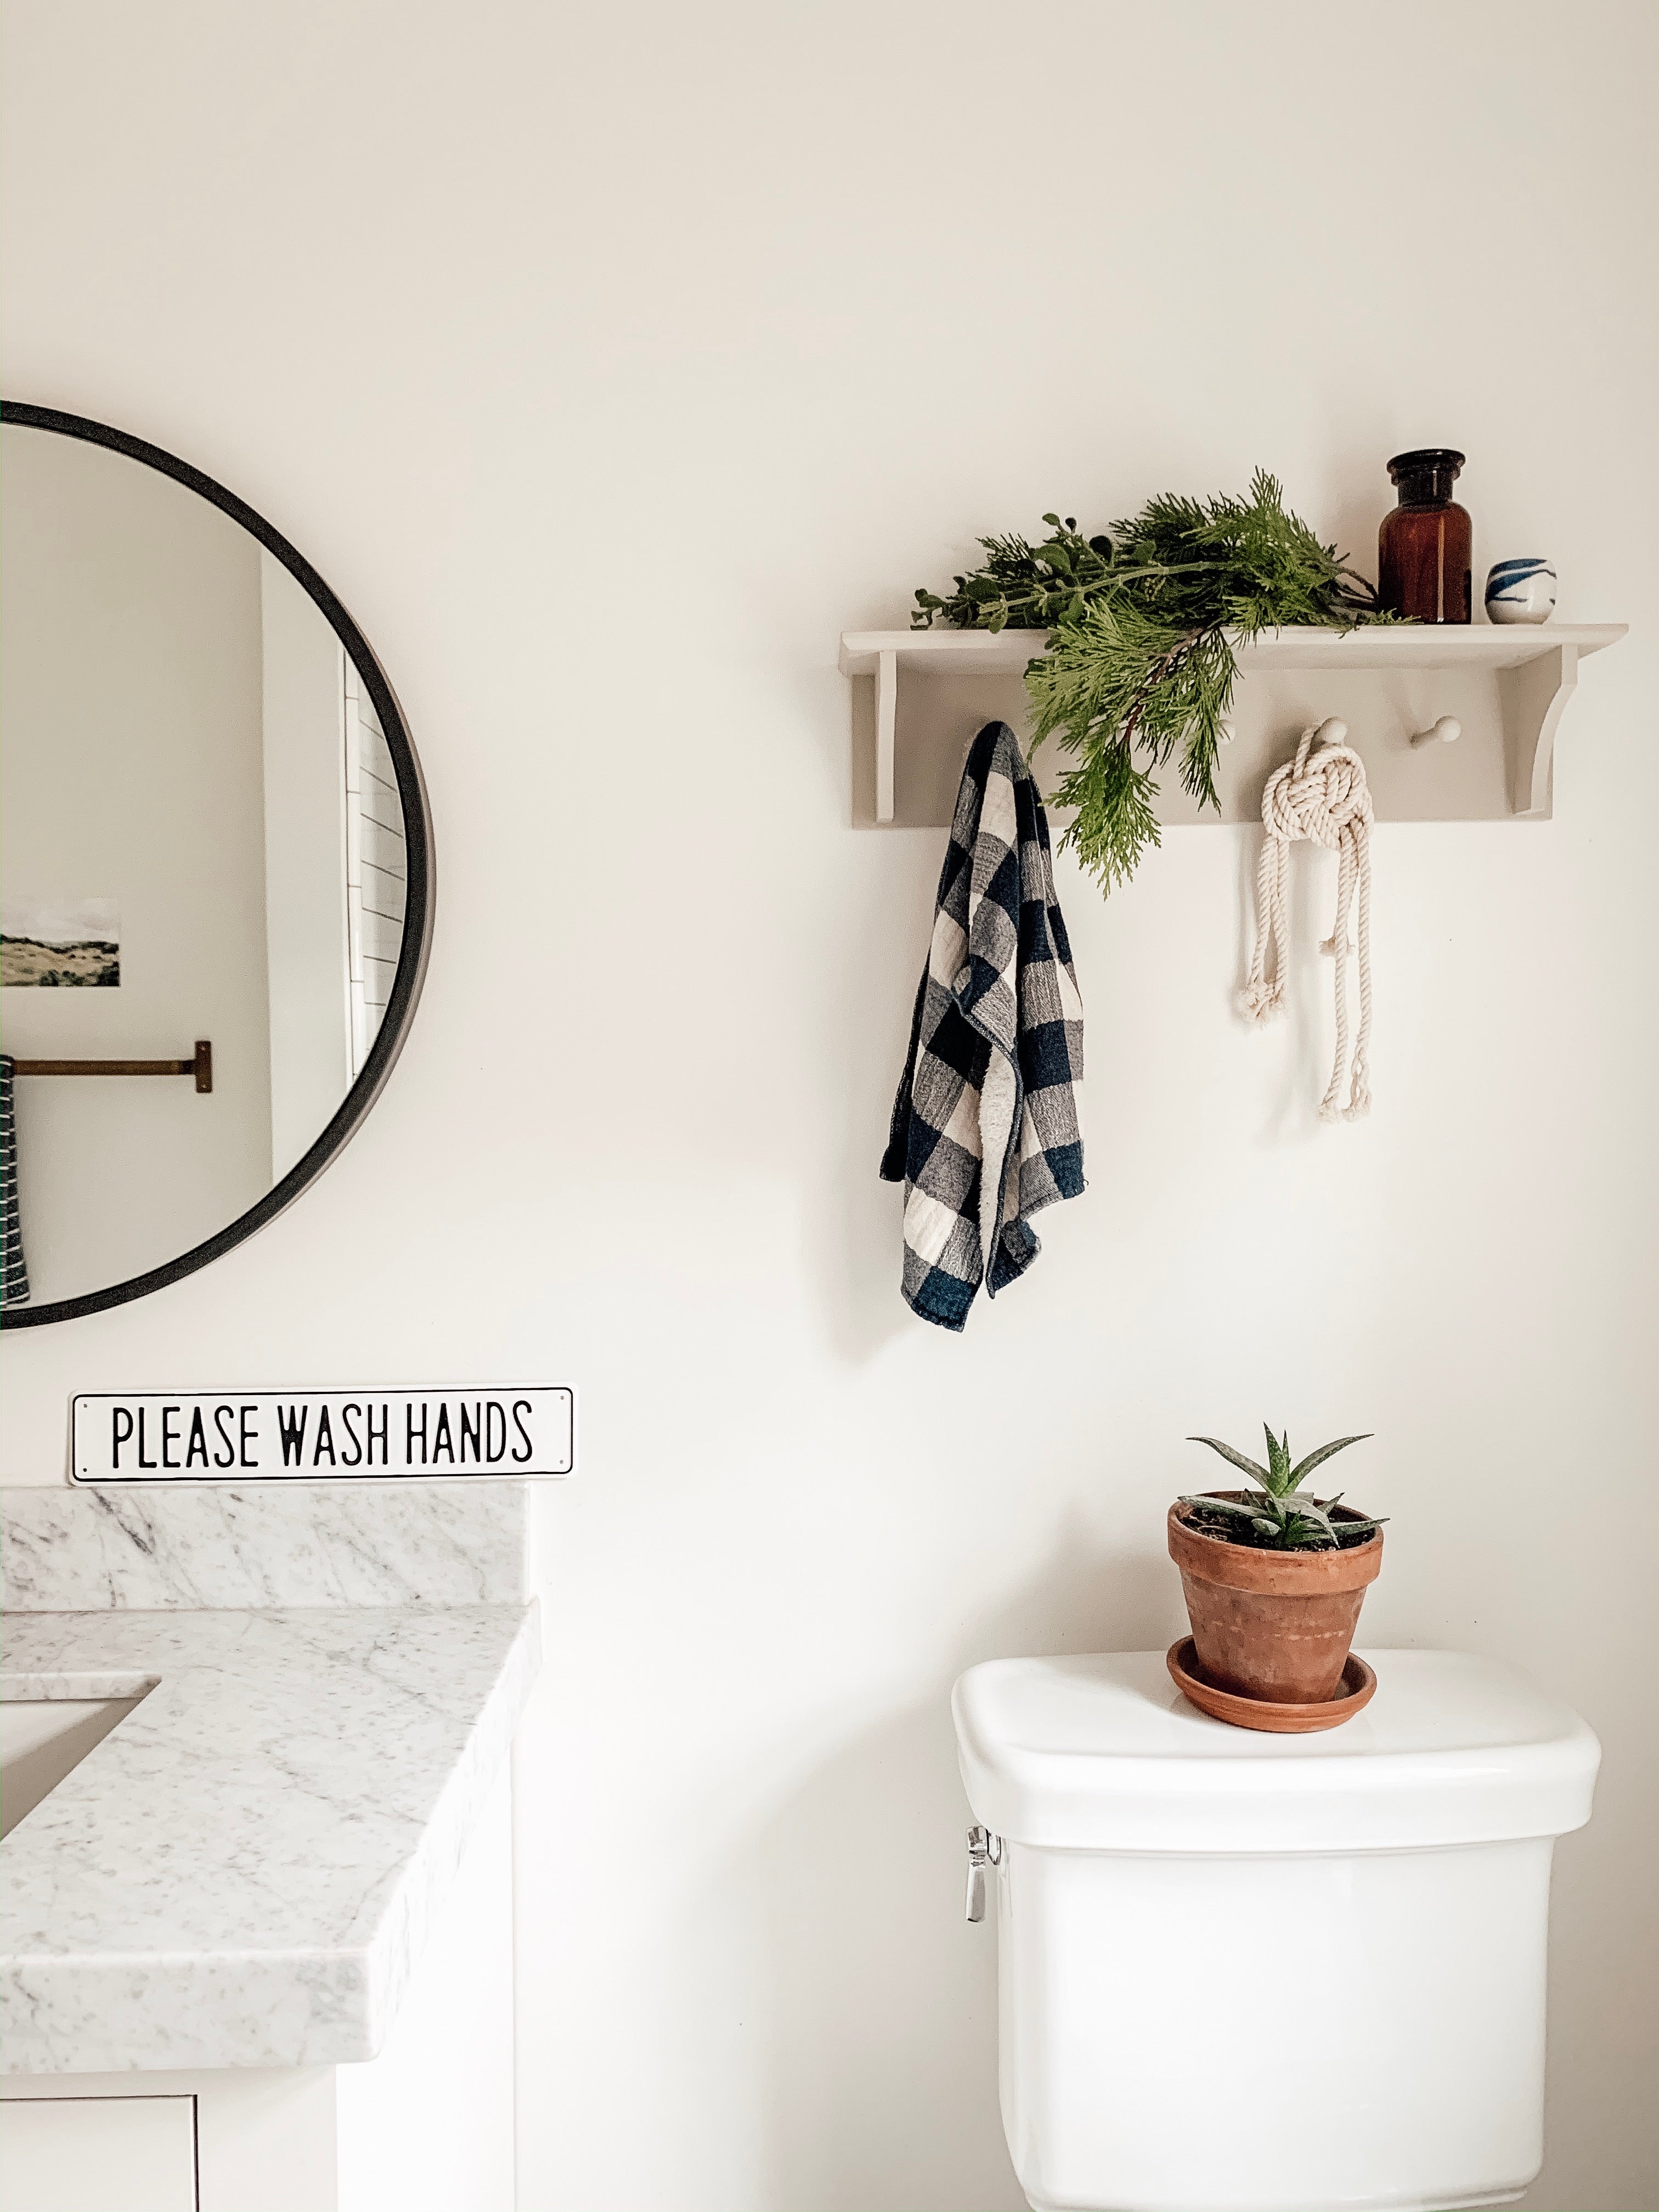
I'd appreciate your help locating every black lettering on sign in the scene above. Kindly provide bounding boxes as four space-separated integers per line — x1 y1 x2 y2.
213 1404 238 1468
432 1403 455 1464
75 1386 570 1485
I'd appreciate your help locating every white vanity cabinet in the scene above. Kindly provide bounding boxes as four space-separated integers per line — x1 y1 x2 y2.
1 2095 199 2212
1 1769 515 2212
0 1485 538 2212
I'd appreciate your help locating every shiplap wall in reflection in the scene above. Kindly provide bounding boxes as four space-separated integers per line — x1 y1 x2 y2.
261 551 352 1183
342 663 407 1076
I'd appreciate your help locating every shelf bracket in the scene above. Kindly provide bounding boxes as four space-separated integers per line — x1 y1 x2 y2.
876 648 897 824
1499 642 1578 817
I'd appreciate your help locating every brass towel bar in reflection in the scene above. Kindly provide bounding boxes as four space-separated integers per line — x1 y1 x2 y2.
12 1040 213 1093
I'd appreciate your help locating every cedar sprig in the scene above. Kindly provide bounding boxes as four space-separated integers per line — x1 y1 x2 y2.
911 472 1400 891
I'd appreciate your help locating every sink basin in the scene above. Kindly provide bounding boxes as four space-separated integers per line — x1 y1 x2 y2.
1 1693 146 1839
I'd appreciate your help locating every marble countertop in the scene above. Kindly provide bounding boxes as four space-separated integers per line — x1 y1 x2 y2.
0 1597 539 2074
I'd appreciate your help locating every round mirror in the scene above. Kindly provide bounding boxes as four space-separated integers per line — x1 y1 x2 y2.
0 404 433 1326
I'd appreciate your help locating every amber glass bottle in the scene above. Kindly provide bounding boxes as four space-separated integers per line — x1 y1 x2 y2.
1378 449 1471 623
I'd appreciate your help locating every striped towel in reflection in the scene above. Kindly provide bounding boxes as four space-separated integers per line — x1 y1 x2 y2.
1 1056 30 1307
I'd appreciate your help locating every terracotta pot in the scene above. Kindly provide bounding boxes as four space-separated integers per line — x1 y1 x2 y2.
1167 1496 1383 1704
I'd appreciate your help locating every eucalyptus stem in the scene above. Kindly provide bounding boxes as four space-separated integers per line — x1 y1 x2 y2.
956 559 1226 628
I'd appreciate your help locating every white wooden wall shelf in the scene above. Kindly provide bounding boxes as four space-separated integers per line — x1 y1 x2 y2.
839 624 1627 832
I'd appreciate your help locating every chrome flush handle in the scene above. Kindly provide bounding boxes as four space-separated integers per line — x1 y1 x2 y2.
964 1824 1003 1922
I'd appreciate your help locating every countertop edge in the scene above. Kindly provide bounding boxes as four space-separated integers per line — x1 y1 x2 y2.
0 1601 543 2075
358 1596 541 2062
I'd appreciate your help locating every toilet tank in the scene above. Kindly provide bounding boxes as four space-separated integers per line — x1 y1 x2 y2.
952 1650 1599 2212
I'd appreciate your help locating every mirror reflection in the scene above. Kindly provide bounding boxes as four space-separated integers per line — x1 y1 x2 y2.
1 423 409 1312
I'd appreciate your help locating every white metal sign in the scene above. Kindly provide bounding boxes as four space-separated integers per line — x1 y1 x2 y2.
71 1387 574 1483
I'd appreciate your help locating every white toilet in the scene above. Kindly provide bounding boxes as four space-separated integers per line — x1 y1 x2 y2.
953 1649 1599 2212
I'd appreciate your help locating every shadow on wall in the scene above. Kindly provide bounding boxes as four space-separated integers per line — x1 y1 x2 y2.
722 1521 1185 2212
813 791 1345 1375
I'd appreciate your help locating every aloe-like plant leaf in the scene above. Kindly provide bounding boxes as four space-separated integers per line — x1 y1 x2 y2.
1286 1434 1373 1492
1188 1436 1269 1485
1304 1512 1388 1546
1179 1493 1260 1519
1290 1502 1339 1541
1263 1425 1293 1495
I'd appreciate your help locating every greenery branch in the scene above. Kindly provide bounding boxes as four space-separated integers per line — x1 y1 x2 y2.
911 473 1403 892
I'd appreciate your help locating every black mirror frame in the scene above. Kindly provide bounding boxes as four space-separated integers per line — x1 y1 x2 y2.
0 401 435 1329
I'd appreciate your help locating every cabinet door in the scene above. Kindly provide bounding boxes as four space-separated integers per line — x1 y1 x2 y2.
0 2095 198 2211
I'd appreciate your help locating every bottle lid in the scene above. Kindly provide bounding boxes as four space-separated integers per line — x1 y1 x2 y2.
1387 448 1465 481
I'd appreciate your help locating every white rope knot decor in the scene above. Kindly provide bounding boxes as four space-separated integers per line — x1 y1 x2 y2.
1239 719 1375 1122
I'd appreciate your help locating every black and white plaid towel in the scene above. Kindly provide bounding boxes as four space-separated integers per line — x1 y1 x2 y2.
879 721 1084 1330
1 1055 29 1308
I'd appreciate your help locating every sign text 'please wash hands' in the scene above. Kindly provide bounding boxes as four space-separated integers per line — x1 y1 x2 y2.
71 1389 574 1483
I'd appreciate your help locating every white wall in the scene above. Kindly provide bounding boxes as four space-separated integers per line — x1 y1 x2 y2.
0 427 272 1305
2 5 1655 2209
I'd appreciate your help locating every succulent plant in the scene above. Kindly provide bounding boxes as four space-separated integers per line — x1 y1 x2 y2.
1182 1426 1384 1551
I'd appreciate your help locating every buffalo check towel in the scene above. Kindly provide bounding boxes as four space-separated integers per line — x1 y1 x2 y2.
879 721 1084 1330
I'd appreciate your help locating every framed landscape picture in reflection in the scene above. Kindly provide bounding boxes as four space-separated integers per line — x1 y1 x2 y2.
0 895 121 988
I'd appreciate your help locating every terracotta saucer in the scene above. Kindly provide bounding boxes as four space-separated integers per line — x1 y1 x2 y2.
1166 1637 1377 1734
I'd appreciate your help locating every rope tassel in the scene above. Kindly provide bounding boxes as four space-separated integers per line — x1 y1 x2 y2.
1239 720 1374 1122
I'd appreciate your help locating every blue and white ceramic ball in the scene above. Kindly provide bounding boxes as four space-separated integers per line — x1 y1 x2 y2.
1485 558 1556 625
